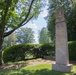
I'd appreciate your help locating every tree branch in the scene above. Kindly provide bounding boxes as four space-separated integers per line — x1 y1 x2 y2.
3 0 35 37
3 15 34 37
22 15 33 26
1 0 12 24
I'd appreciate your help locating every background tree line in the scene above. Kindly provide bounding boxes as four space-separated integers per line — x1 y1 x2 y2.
3 27 35 50
47 0 76 42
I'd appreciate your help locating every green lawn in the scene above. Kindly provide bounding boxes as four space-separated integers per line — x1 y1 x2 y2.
0 64 76 75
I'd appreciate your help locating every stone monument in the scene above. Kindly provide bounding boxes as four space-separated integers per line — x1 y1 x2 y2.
52 8 72 72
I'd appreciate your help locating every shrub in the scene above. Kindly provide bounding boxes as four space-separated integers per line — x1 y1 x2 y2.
3 44 42 63
68 41 76 61
27 44 41 58
3 41 76 63
41 43 55 57
3 44 25 63
33 47 42 58
3 43 54 63
32 41 76 61
33 44 55 58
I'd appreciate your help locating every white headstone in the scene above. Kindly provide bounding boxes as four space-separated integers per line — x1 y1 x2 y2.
52 7 72 72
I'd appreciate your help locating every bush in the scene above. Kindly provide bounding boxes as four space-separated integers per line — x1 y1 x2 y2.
3 44 42 63
3 41 76 63
24 44 42 59
33 41 76 61
33 44 55 58
33 47 41 58
68 41 76 61
41 44 55 57
3 44 25 63
3 43 54 63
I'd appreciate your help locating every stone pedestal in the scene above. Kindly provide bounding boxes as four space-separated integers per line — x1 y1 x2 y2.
52 8 72 72
52 63 72 72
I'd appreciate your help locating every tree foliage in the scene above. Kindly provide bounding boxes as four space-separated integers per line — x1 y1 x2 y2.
39 27 50 44
2 0 42 37
2 32 17 50
67 2 76 41
47 0 76 41
0 0 42 65
16 27 34 44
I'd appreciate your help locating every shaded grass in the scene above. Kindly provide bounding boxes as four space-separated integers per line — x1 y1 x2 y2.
0 64 76 75
4 58 42 65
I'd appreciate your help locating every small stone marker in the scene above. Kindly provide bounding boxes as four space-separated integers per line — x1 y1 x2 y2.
52 7 72 72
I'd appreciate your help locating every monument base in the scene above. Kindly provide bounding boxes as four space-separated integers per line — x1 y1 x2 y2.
52 63 72 72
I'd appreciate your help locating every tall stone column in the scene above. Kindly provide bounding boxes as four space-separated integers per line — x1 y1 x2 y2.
52 8 72 72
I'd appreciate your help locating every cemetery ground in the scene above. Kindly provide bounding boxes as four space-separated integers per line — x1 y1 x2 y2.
0 58 76 75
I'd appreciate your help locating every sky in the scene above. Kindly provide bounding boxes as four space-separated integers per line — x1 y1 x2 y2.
23 1 49 43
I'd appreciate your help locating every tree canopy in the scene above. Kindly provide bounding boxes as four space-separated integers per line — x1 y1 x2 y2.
0 0 43 65
0 0 42 37
3 32 17 50
47 0 76 41
39 27 50 44
16 27 34 44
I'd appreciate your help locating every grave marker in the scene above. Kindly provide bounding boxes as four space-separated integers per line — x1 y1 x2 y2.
52 8 72 72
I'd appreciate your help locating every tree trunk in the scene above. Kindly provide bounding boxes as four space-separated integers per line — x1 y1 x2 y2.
0 35 3 65
0 27 4 65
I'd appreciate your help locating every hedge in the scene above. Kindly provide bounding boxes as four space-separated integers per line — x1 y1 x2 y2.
68 41 76 61
2 41 76 63
2 44 42 63
2 44 54 63
33 43 55 58
3 44 25 63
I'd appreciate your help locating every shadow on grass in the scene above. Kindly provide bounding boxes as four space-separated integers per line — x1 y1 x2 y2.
21 69 76 75
0 68 76 75
21 69 63 75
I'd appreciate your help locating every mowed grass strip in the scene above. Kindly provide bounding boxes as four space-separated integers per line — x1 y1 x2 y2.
0 64 76 75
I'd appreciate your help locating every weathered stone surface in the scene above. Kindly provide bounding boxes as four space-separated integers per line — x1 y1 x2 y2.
52 63 72 72
52 7 72 72
56 22 69 65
